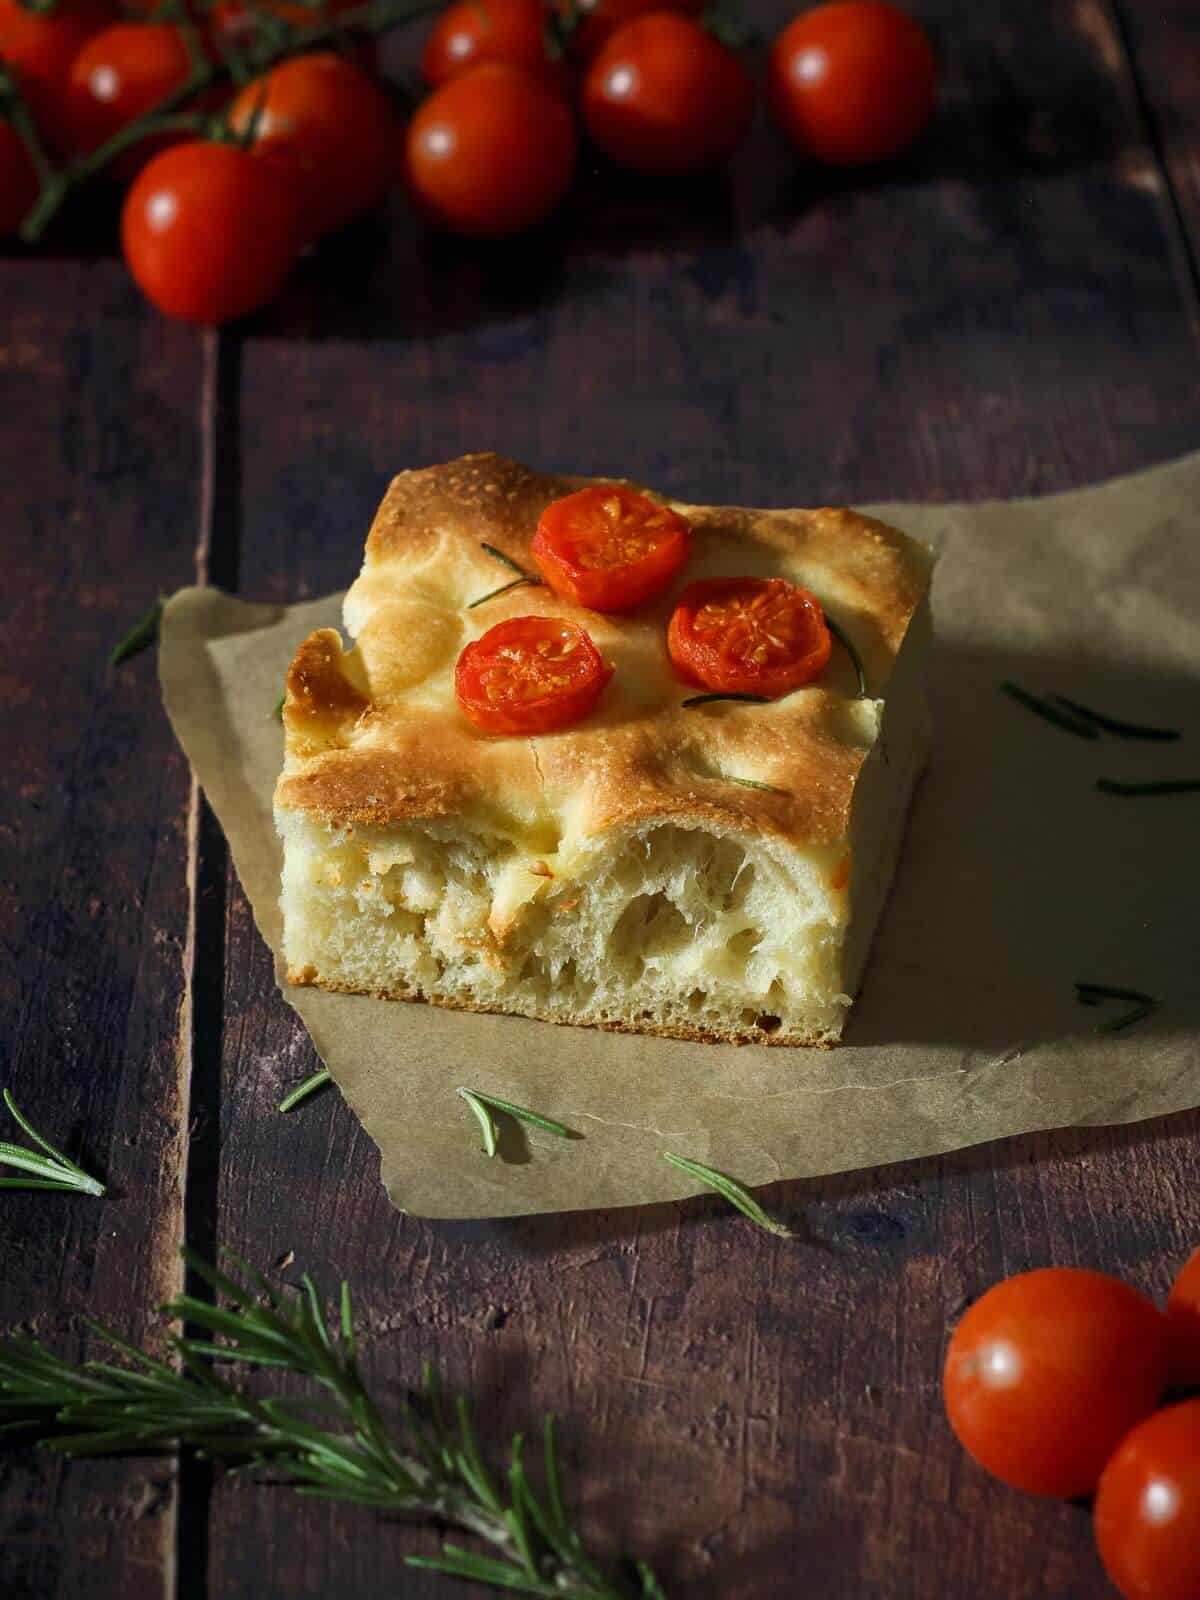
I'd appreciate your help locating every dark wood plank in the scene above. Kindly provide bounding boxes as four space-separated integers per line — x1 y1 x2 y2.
0 264 203 1597
207 1 1200 1596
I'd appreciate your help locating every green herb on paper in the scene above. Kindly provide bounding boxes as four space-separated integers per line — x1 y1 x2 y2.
279 1069 332 1114
1000 681 1098 739
458 1088 573 1157
0 1090 105 1196
825 614 868 699
109 598 163 667
1096 778 1200 797
662 1152 793 1237
0 1248 666 1600
272 694 286 721
1045 695 1180 742
1075 983 1157 1033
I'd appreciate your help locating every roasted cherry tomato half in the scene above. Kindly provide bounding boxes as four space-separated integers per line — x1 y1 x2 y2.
229 53 396 242
0 118 38 236
0 0 112 151
667 576 831 698
768 1 936 168
66 22 201 181
422 0 565 92
1094 1399 1200 1600
582 12 752 179
942 1267 1170 1499
455 615 613 734
1167 1246 1200 1391
532 487 691 613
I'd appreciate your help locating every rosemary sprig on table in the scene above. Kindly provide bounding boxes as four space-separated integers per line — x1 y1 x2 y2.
0 1090 105 1196
1001 681 1184 743
1075 983 1157 1033
469 544 544 610
278 1068 332 1113
1096 778 1200 797
0 1249 665 1600
109 599 163 667
662 1153 793 1238
458 1088 574 1157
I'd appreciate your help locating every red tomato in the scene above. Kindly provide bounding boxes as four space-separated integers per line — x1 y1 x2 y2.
1167 1247 1200 1391
422 0 563 91
564 0 700 62
532 487 691 613
405 61 576 240
0 117 38 236
667 577 831 698
768 1 936 167
455 615 613 733
943 1268 1170 1498
582 13 752 179
1094 1399 1200 1600
0 0 111 151
121 140 298 324
66 22 199 181
229 54 395 241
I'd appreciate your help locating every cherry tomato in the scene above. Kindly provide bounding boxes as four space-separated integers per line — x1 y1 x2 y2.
582 13 752 179
532 487 690 613
0 117 38 236
121 139 298 324
66 22 199 181
0 0 111 151
943 1268 1170 1498
405 61 576 240
564 0 700 62
422 0 564 92
229 54 395 241
1167 1247 1200 1391
768 1 936 167
1094 1399 1200 1600
667 577 831 698
455 615 613 734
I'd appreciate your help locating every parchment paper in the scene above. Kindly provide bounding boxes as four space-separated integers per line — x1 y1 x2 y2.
159 454 1200 1219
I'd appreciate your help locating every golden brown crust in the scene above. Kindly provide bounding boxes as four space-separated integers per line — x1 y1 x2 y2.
275 453 933 851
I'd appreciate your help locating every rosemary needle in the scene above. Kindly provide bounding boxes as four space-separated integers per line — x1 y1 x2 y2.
825 614 868 699
1096 778 1200 797
479 541 530 577
470 544 544 610
278 1069 332 1113
458 1088 498 1157
681 692 770 708
0 1090 105 1196
662 1152 794 1238
272 694 285 720
1046 695 1180 742
458 1088 573 1156
108 598 163 667
724 775 788 795
1000 680 1098 739
1075 983 1157 1033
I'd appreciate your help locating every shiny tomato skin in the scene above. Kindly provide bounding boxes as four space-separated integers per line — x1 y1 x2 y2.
230 54 395 241
405 61 576 240
66 22 198 181
1093 1400 1200 1600
582 13 752 179
121 140 298 325
565 0 700 62
0 0 112 151
0 118 38 236
943 1268 1170 1499
667 576 831 698
532 487 691 613
1167 1247 1200 1391
422 0 565 92
769 1 935 167
455 615 613 734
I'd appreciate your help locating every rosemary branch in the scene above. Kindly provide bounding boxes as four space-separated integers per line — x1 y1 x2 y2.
109 599 163 666
0 1090 105 1196
0 1248 665 1600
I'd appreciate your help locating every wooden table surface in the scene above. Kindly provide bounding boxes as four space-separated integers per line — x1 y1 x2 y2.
3 2 1199 1595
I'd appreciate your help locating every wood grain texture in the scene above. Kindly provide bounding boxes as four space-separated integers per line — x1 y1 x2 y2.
203 1 1200 1598
0 264 202 1598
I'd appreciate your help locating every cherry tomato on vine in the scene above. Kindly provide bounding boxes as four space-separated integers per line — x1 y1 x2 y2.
1167 1246 1200 1391
564 0 700 62
667 577 831 698
768 1 936 167
404 61 576 240
1093 1399 1200 1600
582 13 752 179
532 487 691 613
0 0 112 151
0 117 38 236
229 53 395 241
943 1268 1170 1498
422 0 564 92
455 615 613 734
66 22 201 181
121 139 299 324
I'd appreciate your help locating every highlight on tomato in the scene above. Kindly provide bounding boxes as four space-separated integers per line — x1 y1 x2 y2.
667 576 832 698
942 1267 1170 1499
582 12 752 179
0 118 38 237
422 0 565 92
66 22 201 181
455 615 613 734
121 138 299 325
1093 1399 1200 1600
1167 1246 1200 1390
229 53 396 242
404 61 577 240
532 487 691 613
768 1 936 168
0 0 112 151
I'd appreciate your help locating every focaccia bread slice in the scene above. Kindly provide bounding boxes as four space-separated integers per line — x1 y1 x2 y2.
274 454 933 1045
